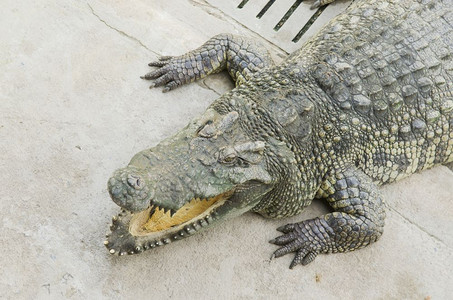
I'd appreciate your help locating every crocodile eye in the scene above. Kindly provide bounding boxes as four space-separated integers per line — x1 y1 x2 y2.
222 154 237 164
219 147 237 165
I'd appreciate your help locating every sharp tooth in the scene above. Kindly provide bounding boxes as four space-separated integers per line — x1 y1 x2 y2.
199 219 208 227
170 209 176 217
149 205 156 216
163 207 172 216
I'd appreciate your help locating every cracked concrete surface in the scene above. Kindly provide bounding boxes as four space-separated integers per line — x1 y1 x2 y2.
1 0 452 299
87 3 158 55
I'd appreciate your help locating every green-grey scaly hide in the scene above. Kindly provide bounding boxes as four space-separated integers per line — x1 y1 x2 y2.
105 0 453 268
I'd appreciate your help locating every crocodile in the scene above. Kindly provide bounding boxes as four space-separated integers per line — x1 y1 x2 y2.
105 0 453 268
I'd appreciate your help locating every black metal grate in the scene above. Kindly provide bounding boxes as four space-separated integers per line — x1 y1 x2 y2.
237 0 250 9
274 0 303 31
238 0 331 44
255 0 276 19
292 4 327 42
206 0 351 52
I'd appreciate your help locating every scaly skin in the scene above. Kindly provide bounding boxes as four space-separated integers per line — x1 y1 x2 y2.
105 0 453 268
141 34 274 91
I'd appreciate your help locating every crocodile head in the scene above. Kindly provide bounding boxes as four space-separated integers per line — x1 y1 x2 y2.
105 103 277 255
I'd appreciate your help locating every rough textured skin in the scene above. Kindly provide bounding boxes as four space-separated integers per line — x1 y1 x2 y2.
106 0 453 268
141 34 274 91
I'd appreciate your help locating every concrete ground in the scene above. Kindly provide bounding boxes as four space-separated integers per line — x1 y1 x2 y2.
1 0 452 299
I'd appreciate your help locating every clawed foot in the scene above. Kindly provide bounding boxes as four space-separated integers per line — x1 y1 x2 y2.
311 0 338 9
269 222 328 269
141 56 185 92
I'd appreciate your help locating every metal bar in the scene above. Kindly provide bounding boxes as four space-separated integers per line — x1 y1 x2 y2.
292 4 327 43
256 0 276 19
237 0 250 9
274 0 303 31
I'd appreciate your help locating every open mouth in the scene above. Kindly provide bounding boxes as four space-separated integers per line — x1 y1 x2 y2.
129 191 233 236
105 190 234 255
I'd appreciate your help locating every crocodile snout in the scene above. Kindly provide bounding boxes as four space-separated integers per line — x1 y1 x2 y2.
108 167 154 212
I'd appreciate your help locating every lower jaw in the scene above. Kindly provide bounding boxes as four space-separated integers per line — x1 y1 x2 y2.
104 192 232 256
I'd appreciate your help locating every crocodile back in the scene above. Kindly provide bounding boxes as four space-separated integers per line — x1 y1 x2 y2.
284 0 453 184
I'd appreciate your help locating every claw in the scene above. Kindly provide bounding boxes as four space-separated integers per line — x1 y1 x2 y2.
272 248 286 259
269 233 296 245
158 56 173 61
276 223 294 233
311 0 321 9
153 74 172 87
289 259 300 269
273 242 296 258
162 81 178 93
288 249 319 269
289 249 307 269
276 225 286 232
302 252 318 266
148 56 172 66
141 68 166 80
148 61 167 67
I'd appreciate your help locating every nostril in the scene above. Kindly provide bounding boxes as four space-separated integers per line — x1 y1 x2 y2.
127 174 143 189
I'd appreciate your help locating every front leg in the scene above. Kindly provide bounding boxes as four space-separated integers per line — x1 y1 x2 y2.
270 166 386 268
141 34 274 92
